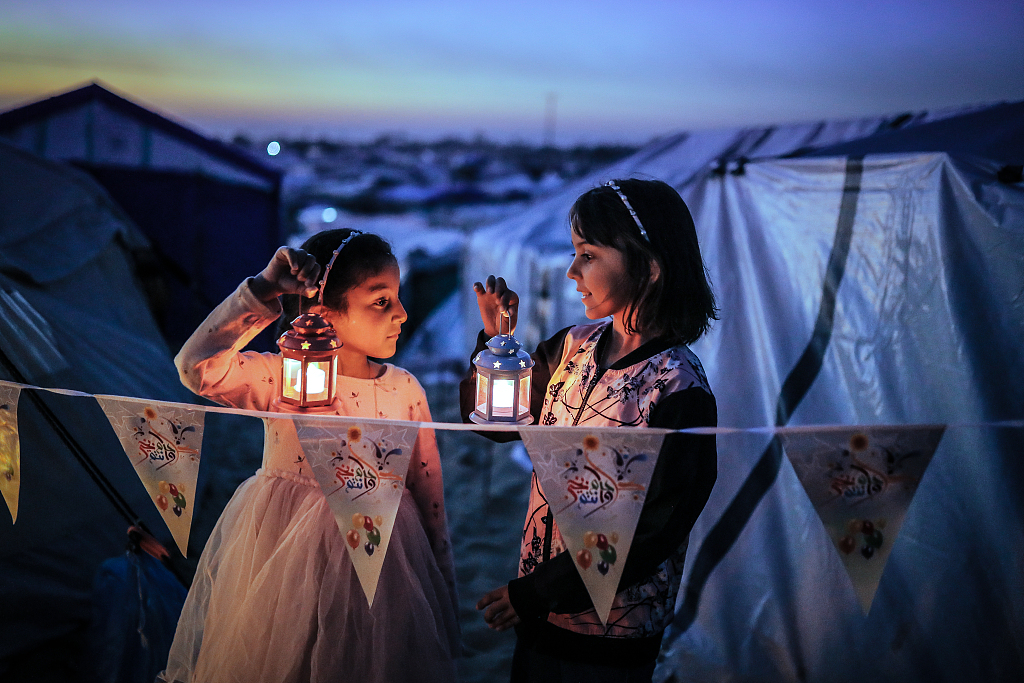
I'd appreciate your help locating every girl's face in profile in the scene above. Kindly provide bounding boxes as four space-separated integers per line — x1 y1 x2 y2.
567 227 631 322
324 262 407 362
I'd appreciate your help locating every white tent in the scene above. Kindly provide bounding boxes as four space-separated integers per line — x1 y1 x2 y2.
458 104 1024 681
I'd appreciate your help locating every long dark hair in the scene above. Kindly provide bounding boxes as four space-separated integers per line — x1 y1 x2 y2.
569 179 718 344
278 228 397 333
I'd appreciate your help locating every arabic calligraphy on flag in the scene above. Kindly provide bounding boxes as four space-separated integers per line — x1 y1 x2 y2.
520 427 665 626
96 397 204 556
295 417 417 607
781 425 944 613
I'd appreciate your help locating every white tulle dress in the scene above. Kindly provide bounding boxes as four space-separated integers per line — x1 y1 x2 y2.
158 281 460 683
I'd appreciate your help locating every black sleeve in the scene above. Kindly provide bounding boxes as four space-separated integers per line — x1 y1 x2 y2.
458 326 572 443
618 387 717 588
508 385 718 617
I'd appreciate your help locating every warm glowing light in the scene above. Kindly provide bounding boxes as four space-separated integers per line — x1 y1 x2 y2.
306 364 327 395
283 357 302 399
322 207 338 223
267 141 281 156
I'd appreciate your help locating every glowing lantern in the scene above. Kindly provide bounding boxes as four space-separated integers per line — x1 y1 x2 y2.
275 312 341 412
273 232 361 412
470 314 534 425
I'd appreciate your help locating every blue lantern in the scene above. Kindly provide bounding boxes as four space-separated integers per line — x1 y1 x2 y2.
470 314 534 425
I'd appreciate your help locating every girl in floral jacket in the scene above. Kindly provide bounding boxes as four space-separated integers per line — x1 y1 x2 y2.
462 179 719 683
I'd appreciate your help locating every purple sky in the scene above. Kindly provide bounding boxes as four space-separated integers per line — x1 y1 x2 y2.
2 0 1021 144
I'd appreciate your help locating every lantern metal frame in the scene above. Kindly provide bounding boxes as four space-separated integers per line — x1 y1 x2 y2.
470 313 535 425
274 312 341 413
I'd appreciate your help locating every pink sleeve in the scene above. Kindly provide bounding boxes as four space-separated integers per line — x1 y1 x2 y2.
404 376 459 606
174 279 284 411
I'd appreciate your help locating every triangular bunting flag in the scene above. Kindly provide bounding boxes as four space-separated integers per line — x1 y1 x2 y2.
96 397 205 556
520 427 665 626
780 425 945 613
0 383 22 523
295 417 417 607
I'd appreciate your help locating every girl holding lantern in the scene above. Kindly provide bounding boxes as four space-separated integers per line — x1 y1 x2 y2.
462 179 719 682
160 229 459 683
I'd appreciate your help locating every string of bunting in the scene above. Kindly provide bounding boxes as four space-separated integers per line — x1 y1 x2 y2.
1 379 1019 618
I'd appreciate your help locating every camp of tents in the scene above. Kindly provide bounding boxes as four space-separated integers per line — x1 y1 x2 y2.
1 82 1022 682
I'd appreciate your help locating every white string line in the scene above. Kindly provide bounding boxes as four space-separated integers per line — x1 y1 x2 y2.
3 380 1020 434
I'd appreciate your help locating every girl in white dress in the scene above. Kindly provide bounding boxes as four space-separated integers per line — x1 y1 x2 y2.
159 229 459 683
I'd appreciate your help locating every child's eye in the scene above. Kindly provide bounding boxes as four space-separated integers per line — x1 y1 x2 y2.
374 297 389 307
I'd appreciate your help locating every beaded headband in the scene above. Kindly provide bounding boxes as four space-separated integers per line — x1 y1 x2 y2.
605 180 649 243
317 230 363 305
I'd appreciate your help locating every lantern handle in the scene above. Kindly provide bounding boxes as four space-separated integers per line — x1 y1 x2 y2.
496 310 513 336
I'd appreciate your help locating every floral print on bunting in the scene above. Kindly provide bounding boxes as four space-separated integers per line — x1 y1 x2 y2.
780 425 945 613
96 397 204 556
0 382 22 523
520 426 665 625
294 417 417 607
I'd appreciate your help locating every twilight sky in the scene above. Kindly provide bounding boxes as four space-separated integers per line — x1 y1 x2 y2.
1 0 1021 145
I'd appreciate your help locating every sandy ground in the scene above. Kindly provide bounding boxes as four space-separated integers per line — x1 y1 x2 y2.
188 376 531 683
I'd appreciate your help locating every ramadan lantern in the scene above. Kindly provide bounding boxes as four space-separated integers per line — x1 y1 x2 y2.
470 314 534 425
275 312 341 412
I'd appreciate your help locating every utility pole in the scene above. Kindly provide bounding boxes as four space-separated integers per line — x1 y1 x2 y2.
543 92 557 148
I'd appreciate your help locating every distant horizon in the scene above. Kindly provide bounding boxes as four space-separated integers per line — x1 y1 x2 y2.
0 81 669 147
179 97 1013 148
3 78 1013 150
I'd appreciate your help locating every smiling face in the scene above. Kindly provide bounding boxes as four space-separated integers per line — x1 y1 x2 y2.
323 262 407 364
567 228 632 323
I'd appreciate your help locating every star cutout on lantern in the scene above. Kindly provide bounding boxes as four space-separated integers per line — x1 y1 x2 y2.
520 360 527 368
301 341 311 349
500 340 508 347
330 340 337 347
493 361 502 369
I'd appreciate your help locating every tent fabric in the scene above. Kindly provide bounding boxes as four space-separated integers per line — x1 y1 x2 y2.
0 141 192 676
85 549 188 683
0 140 148 284
461 105 1000 353
0 84 283 349
658 153 1023 681
456 103 1024 681
81 164 284 348
807 100 1024 165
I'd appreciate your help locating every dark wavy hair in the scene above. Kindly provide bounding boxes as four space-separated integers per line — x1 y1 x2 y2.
569 179 718 344
278 228 397 333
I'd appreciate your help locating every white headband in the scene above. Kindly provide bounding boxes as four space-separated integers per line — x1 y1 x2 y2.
605 181 650 243
317 230 363 305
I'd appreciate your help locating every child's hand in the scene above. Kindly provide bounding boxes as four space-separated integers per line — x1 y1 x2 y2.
473 275 519 337
476 585 520 632
251 247 321 302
